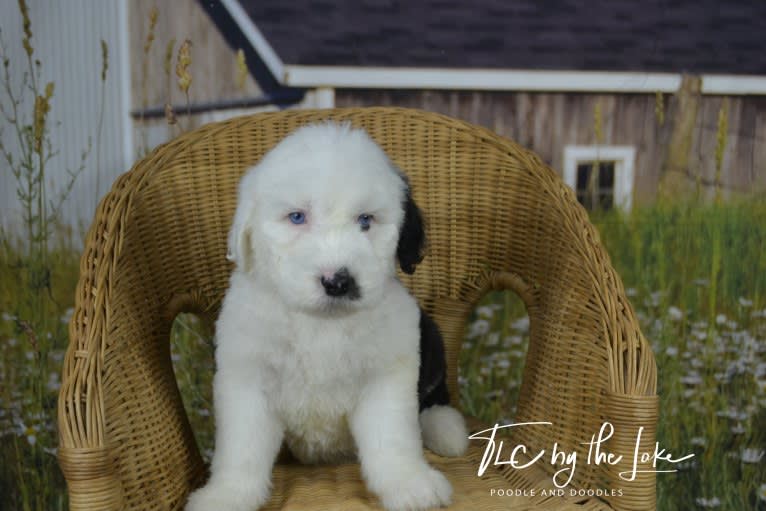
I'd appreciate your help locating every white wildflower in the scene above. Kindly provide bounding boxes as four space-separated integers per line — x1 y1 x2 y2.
511 316 530 332
467 319 490 339
681 372 703 385
60 307 74 324
715 314 727 325
714 372 728 383
665 346 679 357
503 335 523 347
485 332 500 347
495 359 511 369
626 287 637 297
731 423 746 434
47 372 61 391
758 483 766 502
741 448 765 464
690 437 706 447
476 305 496 318
725 361 746 380
692 330 707 341
695 497 721 508
667 306 683 321
716 407 749 421
738 297 753 307
1 312 15 322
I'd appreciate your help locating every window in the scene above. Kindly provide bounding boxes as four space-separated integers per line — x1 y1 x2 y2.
576 161 615 210
563 146 636 211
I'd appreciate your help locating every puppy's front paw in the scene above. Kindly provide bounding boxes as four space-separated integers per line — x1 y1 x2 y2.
185 478 270 511
376 465 452 511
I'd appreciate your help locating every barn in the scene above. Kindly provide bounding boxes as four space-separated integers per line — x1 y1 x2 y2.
196 0 766 208
2 0 765 240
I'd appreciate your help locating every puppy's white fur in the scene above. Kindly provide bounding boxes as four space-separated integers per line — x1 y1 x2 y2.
186 123 466 511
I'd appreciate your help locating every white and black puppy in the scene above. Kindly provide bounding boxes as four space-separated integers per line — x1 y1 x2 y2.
186 122 468 511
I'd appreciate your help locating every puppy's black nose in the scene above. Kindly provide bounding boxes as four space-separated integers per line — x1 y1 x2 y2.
320 268 357 298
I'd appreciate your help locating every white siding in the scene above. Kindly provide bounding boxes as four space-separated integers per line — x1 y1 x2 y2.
0 0 131 244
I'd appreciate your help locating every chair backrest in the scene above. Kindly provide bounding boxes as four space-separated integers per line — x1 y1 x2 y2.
59 107 656 510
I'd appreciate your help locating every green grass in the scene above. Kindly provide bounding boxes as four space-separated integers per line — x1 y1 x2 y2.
1 199 765 510
461 199 766 510
0 240 78 511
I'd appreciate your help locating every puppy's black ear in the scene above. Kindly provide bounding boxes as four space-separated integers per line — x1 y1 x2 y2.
397 186 426 274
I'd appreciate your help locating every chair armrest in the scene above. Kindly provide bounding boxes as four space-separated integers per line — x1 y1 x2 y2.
57 145 208 510
482 155 659 510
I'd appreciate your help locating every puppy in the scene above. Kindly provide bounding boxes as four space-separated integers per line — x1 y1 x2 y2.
186 122 468 511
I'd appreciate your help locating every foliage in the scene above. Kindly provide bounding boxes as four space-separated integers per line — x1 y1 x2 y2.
0 1 103 508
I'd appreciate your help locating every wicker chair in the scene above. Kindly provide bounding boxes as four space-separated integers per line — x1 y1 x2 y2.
58 107 658 511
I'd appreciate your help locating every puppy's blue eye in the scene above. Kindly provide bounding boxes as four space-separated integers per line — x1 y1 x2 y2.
288 211 306 224
357 213 373 231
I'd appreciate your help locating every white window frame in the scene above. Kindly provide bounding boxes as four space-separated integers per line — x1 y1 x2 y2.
563 145 636 211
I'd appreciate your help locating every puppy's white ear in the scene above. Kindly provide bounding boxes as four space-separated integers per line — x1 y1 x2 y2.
226 174 256 273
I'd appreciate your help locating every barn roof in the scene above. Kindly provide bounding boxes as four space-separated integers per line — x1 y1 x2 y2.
238 0 766 74
199 0 766 94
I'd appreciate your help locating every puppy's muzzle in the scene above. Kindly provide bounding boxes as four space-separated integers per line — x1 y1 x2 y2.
320 268 360 299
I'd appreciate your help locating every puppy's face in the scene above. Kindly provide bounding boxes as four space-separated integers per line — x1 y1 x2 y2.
228 123 424 313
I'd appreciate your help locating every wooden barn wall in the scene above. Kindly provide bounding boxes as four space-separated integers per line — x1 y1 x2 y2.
336 90 766 203
129 0 262 110
128 0 264 153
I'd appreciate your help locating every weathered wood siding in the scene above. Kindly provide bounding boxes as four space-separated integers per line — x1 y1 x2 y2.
337 90 766 202
129 0 262 111
128 0 268 154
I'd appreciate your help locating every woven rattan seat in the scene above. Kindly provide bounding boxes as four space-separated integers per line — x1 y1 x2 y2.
58 107 658 511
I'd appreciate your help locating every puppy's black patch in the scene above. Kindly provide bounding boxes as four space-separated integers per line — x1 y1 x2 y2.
417 308 451 411
396 187 426 275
